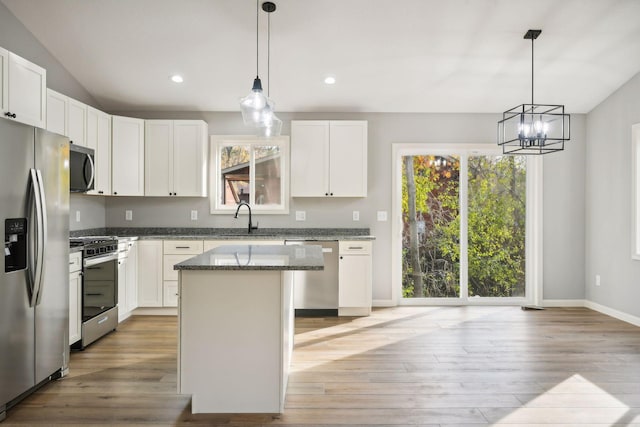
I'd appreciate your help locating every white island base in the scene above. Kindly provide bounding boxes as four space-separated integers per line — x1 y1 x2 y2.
178 269 294 413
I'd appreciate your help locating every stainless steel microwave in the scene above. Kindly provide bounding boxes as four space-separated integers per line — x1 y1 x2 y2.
69 144 95 192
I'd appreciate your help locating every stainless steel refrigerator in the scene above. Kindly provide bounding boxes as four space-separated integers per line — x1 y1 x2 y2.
1 119 70 421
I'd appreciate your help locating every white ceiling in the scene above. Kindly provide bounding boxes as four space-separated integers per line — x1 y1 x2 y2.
4 0 640 114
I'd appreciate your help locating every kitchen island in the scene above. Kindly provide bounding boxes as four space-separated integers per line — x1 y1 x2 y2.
174 244 323 414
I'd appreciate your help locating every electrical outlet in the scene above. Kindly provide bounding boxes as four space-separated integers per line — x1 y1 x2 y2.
377 211 388 221
595 274 601 287
295 211 306 221
75 210 81 222
125 210 133 221
191 210 198 221
353 211 360 221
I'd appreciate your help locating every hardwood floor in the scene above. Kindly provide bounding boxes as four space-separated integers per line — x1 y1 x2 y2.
4 306 640 426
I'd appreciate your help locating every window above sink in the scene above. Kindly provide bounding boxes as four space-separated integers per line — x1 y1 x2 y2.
209 135 290 215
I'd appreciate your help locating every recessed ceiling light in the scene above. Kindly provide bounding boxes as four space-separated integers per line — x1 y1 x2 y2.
324 76 336 85
170 74 184 83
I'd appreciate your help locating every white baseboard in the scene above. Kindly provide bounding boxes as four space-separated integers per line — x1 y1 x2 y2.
584 300 640 327
372 298 640 328
544 299 640 327
372 299 396 307
133 307 178 316
542 299 586 307
118 310 132 323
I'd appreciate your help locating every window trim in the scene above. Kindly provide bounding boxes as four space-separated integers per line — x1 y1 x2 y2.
209 135 290 215
390 143 543 307
632 123 640 260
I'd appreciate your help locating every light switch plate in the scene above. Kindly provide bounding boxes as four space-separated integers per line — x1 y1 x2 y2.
295 211 306 221
377 211 388 221
353 211 360 221
191 210 198 221
125 210 133 221
75 210 81 222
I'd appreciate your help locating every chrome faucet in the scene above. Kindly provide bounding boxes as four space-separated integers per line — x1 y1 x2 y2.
234 201 258 234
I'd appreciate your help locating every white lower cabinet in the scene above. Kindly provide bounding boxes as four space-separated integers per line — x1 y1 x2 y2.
69 252 82 345
134 238 373 317
137 240 163 307
126 242 138 312
163 240 203 307
117 239 138 322
163 281 179 307
338 241 372 316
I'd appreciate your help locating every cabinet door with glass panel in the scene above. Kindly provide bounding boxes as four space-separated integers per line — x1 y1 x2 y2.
210 135 289 214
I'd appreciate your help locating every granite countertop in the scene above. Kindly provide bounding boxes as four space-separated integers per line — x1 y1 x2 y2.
174 244 324 271
70 227 375 241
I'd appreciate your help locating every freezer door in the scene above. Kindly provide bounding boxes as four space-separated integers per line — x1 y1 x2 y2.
34 129 70 383
0 120 36 407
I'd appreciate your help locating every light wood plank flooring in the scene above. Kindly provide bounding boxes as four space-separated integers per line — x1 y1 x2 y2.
3 306 640 426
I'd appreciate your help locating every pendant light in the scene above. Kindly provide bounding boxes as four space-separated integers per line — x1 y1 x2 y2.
239 1 281 138
257 1 281 137
497 29 570 155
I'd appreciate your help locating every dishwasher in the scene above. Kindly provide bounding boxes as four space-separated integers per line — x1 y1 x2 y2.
284 240 338 316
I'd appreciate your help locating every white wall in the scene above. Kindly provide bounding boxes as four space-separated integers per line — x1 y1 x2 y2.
102 111 586 303
0 2 98 106
69 193 106 231
585 71 640 317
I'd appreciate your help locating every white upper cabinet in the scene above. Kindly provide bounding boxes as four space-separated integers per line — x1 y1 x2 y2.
112 115 145 196
145 120 207 197
144 120 172 196
46 89 67 136
86 106 112 195
67 97 87 146
2 50 46 128
45 89 89 148
291 121 329 197
291 120 367 197
0 48 7 115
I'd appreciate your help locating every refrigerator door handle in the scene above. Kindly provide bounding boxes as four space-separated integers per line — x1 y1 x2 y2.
83 153 95 189
27 169 46 307
27 169 42 307
34 169 48 306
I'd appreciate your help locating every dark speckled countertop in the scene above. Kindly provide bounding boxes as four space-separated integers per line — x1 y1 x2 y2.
174 244 324 271
70 227 375 241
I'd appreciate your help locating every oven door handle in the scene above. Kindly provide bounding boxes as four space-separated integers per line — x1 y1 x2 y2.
84 252 118 267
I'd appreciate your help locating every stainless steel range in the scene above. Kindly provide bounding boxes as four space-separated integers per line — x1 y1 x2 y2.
69 236 119 349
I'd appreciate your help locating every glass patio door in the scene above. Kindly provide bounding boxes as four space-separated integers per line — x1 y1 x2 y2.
400 150 528 303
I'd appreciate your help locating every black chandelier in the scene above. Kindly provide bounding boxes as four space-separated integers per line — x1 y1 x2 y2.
497 29 570 155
